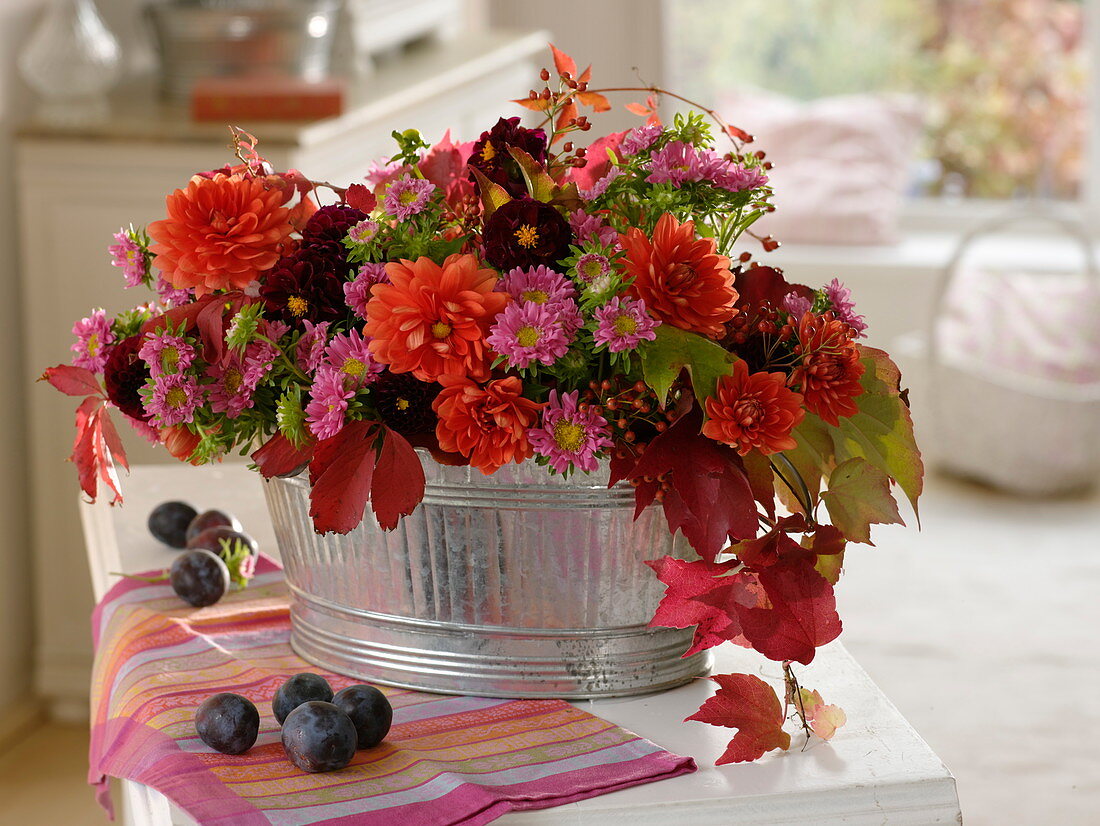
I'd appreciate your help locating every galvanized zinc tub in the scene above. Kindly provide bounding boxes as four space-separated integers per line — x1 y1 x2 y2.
262 452 710 698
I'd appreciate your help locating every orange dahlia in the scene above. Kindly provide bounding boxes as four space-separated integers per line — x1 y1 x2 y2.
620 212 738 338
432 376 543 474
148 173 296 297
702 359 805 455
365 254 507 382
789 312 866 426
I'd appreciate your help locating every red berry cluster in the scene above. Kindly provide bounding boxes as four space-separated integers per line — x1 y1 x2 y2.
581 377 674 445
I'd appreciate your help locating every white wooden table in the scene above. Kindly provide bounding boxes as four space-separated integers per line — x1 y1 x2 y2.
82 464 962 825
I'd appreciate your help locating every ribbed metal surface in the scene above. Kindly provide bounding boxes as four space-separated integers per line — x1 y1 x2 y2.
263 452 710 698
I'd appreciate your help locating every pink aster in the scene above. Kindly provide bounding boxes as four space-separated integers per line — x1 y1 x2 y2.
593 296 661 352
305 366 354 440
496 265 576 306
144 373 201 427
620 123 663 157
347 219 380 245
784 292 813 319
323 328 384 389
574 252 613 285
155 274 192 309
580 166 625 200
109 229 147 288
528 390 613 474
71 309 115 373
139 332 195 376
824 278 868 337
713 161 769 193
296 320 329 374
486 302 572 370
205 346 271 420
344 262 389 319
383 174 436 221
646 140 708 186
568 209 618 248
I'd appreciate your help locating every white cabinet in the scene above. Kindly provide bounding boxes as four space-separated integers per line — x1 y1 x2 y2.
17 29 546 719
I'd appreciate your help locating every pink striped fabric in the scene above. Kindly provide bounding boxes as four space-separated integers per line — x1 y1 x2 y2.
89 556 695 825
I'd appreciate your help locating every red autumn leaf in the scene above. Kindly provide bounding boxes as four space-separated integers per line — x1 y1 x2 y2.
70 397 125 504
98 406 129 473
630 407 757 561
730 515 812 569
737 559 842 665
789 686 847 741
252 432 316 479
578 64 592 84
39 365 105 398
369 427 426 531
512 98 553 112
553 101 579 145
576 91 612 112
567 130 626 190
727 124 754 143
686 673 791 764
734 265 813 312
418 130 475 191
625 102 652 117
308 420 380 534
646 556 752 655
344 182 377 213
549 43 577 78
809 524 846 556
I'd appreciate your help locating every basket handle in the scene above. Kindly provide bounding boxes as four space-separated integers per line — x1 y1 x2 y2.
928 208 1100 371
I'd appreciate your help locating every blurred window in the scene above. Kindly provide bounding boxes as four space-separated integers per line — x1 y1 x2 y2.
668 0 1086 202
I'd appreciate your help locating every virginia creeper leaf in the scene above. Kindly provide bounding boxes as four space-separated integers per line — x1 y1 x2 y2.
252 432 316 479
549 43 577 77
630 407 757 561
370 427 426 530
512 98 553 112
741 450 775 521
791 687 847 741
686 673 791 764
98 406 129 473
344 183 377 213
779 415 834 512
820 457 904 544
308 421 379 534
734 265 813 311
553 101 579 145
645 557 751 655
71 397 124 505
830 346 924 518
737 559 842 665
39 365 104 398
576 90 612 111
729 515 811 569
813 548 845 585
638 325 735 408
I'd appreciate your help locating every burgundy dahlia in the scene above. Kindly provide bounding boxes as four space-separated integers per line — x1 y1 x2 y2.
103 334 152 422
468 117 548 198
302 204 368 260
372 371 441 436
482 198 573 271
259 248 348 325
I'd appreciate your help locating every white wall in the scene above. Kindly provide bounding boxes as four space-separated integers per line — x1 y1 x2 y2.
0 0 43 745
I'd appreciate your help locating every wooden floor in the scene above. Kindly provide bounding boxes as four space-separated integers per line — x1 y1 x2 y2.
1 469 1098 826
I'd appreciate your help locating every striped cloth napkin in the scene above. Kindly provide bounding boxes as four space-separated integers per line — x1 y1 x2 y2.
89 556 695 826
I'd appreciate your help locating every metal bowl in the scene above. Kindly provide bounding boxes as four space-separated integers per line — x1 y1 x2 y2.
146 0 340 100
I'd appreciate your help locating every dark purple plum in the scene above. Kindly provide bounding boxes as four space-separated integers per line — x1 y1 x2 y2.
332 685 392 749
187 526 259 557
273 673 334 725
195 693 259 755
185 509 242 545
281 701 357 772
148 501 198 548
169 549 230 607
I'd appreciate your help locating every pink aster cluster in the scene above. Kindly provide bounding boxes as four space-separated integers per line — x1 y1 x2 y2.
647 140 768 193
486 302 573 370
323 329 384 390
496 265 576 307
593 296 660 353
344 263 390 319
528 390 613 474
574 252 613 286
296 320 330 374
305 367 354 439
206 340 278 419
823 278 868 338
579 166 625 200
568 210 618 248
347 219 380 245
109 230 147 288
155 274 192 309
71 309 115 373
383 175 436 221
784 292 813 319
139 332 196 376
145 373 201 427
620 123 663 157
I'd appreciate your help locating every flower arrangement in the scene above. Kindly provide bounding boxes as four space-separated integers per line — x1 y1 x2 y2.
42 46 922 765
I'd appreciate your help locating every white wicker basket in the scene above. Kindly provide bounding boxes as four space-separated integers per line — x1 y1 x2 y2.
923 211 1100 495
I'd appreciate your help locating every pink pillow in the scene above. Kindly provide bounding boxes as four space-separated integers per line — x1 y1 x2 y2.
719 90 922 245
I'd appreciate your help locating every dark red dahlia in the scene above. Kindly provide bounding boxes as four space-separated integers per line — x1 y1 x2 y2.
372 371 440 436
259 248 348 325
301 204 368 261
482 198 573 271
468 117 548 198
103 334 152 422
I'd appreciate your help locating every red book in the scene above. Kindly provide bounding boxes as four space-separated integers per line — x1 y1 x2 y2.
191 76 345 122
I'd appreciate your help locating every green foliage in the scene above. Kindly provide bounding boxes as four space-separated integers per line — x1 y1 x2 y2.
388 129 430 168
820 457 903 544
638 325 735 408
112 306 155 340
225 304 264 353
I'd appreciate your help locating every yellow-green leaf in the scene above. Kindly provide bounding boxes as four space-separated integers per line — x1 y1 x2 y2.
638 325 735 408
507 145 557 202
469 166 512 220
820 457 904 544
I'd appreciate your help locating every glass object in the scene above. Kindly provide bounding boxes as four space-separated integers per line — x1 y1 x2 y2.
18 0 122 126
